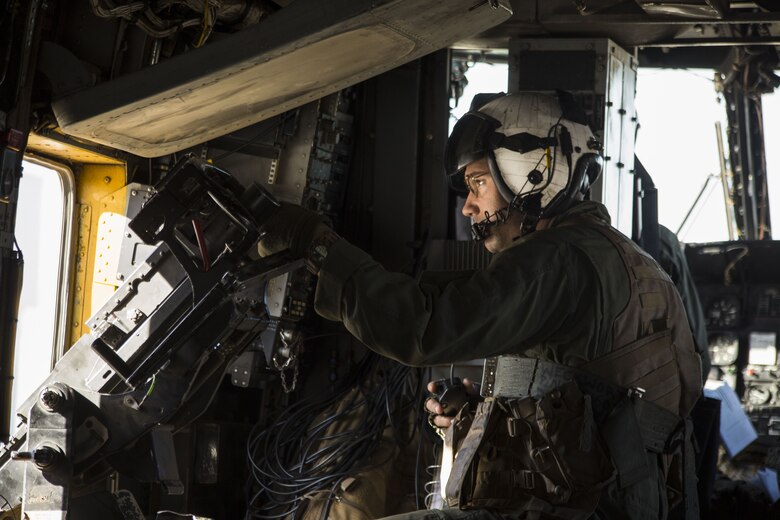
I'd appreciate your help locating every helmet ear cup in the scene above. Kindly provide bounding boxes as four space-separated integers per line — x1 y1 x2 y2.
541 153 603 218
576 153 603 196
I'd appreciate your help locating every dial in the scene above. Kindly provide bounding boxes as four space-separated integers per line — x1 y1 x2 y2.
746 385 773 406
708 333 739 366
706 297 741 329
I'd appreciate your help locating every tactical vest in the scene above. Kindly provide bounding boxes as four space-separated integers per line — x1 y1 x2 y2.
580 218 702 417
442 218 703 518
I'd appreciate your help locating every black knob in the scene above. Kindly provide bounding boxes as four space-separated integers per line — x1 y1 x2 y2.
11 446 60 468
430 377 468 417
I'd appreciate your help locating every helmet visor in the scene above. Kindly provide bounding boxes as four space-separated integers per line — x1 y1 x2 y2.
444 111 502 193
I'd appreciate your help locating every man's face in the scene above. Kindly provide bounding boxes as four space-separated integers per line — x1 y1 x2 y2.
461 158 524 253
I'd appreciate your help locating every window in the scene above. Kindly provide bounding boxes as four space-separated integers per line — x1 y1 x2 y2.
762 89 780 237
10 157 75 429
635 68 731 243
450 60 509 132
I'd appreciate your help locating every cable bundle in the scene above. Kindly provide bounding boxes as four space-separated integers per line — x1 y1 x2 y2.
246 353 423 520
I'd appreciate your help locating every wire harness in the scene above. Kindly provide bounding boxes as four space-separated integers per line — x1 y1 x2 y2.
245 353 423 519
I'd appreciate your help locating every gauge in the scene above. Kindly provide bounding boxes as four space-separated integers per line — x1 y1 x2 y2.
706 297 741 329
746 385 773 406
708 333 739 366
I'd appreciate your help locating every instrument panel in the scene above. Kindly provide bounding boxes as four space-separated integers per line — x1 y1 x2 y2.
706 296 742 329
687 242 780 436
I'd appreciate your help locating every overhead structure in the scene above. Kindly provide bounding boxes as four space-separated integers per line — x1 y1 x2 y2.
51 0 511 157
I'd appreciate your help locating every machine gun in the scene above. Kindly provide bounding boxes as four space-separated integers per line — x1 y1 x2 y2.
0 156 302 519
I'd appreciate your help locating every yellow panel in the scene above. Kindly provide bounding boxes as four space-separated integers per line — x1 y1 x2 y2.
68 164 128 348
28 131 124 165
69 203 92 347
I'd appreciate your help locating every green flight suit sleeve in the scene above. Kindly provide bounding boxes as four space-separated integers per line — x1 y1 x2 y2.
314 236 583 366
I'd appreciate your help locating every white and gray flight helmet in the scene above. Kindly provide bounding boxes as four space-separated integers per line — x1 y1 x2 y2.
445 91 603 239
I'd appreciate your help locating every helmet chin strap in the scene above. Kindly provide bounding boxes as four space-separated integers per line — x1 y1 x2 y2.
470 207 509 241
470 194 542 242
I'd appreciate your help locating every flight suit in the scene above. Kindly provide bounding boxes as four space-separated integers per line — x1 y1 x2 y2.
313 200 702 519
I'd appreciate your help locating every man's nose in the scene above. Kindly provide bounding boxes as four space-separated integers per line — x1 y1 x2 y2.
461 191 478 218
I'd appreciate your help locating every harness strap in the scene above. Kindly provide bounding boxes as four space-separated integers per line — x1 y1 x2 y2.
444 400 494 508
601 396 650 488
483 356 680 437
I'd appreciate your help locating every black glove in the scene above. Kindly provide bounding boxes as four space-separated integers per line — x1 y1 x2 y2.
257 202 327 258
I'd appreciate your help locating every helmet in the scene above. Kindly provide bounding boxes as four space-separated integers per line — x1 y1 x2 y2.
445 91 603 230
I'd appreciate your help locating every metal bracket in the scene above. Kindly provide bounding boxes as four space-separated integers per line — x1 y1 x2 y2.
17 383 75 520
150 426 184 496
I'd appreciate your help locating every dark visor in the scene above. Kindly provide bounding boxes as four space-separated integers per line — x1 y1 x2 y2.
445 111 502 193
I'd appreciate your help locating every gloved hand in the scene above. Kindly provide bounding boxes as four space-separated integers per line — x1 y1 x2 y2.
257 202 328 258
425 377 482 430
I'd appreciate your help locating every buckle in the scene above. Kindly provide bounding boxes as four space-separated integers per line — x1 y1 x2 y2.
506 417 531 438
628 387 646 401
531 445 552 467
512 470 535 490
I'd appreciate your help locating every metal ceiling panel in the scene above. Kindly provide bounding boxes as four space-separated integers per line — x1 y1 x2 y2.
52 0 511 158
634 0 728 19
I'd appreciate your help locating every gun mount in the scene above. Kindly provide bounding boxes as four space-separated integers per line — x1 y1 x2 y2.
0 156 302 519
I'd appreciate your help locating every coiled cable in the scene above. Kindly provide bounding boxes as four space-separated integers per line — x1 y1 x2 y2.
245 353 423 520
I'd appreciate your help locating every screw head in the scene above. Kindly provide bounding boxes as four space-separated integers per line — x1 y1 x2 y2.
127 308 144 323
39 387 65 412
